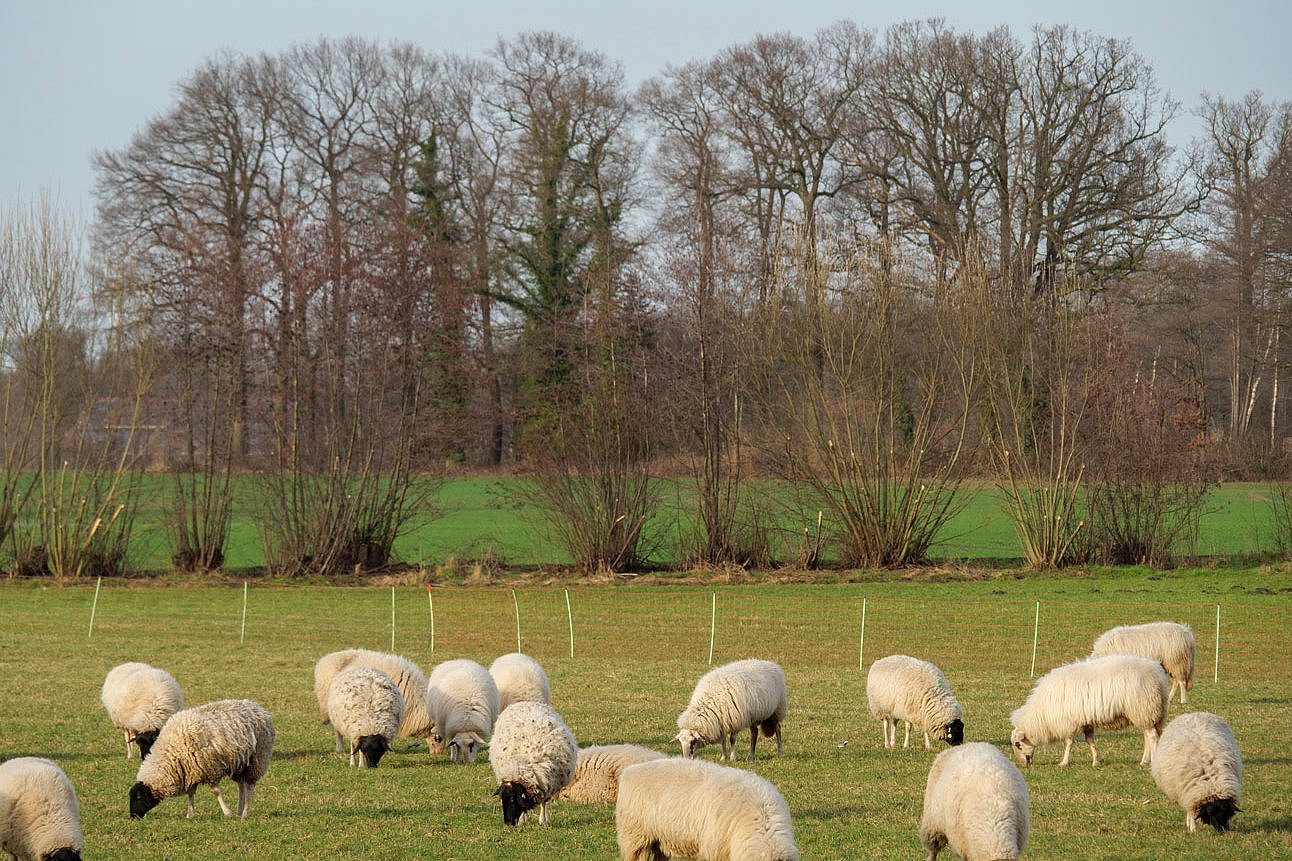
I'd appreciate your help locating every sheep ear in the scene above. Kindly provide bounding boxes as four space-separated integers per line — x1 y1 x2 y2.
670 733 681 743
492 784 503 797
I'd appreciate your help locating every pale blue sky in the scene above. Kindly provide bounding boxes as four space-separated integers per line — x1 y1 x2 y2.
2 0 1289 213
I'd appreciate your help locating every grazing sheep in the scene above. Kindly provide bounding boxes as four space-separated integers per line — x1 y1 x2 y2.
615 757 799 861
1151 711 1242 833
0 757 83 861
100 662 183 760
1010 654 1168 767
920 742 1029 861
489 700 578 826
314 648 435 746
1092 621 1196 704
326 665 405 768
427 658 499 763
866 654 964 750
129 699 274 820
675 659 787 761
489 652 551 713
558 744 668 804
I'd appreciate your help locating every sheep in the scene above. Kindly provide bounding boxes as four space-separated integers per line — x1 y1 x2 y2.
489 652 551 713
427 658 499 763
865 654 964 750
326 664 405 768
129 698 274 820
1009 653 1168 767
100 661 183 760
489 700 578 826
558 744 668 804
1092 621 1196 704
1150 711 1242 833
920 742 1029 861
674 658 787 762
313 648 435 747
0 757 83 861
615 757 799 861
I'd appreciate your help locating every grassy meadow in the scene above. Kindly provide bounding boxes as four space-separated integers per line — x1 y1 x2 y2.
1 570 1288 860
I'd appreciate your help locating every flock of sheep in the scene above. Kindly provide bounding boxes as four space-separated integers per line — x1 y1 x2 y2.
0 619 1243 860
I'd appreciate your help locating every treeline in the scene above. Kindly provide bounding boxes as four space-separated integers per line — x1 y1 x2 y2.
3 20 1292 575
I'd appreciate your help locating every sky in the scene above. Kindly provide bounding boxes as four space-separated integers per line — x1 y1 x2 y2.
2 0 1290 216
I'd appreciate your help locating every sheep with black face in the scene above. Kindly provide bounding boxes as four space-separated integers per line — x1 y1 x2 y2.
489 700 577 826
866 655 964 750
326 664 405 768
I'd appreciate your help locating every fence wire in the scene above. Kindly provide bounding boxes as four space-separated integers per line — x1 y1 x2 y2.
416 588 1290 688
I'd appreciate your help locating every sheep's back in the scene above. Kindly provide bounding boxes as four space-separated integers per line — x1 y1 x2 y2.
328 665 404 741
560 744 667 803
1013 655 1167 743
429 659 499 738
489 701 577 797
102 663 183 733
139 699 274 791
490 653 551 712
681 659 786 737
1151 712 1242 808
0 757 83 859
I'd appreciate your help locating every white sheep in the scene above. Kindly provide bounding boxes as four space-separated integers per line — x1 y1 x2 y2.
920 742 1029 861
1010 653 1168 767
314 648 435 746
100 661 183 760
326 664 405 768
615 757 799 861
1150 711 1242 833
675 658 787 761
427 658 499 763
0 757 83 861
489 652 551 713
866 654 964 750
558 744 668 804
489 700 578 826
1092 621 1196 704
129 699 274 820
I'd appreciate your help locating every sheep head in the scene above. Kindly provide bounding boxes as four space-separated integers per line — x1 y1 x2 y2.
1198 797 1240 832
356 734 391 768
1009 728 1035 766
494 780 537 826
448 731 486 763
129 781 161 819
674 729 704 759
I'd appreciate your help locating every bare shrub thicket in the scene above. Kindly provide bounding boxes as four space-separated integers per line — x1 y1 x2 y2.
1081 318 1211 565
2 197 149 579
963 263 1091 568
742 230 976 568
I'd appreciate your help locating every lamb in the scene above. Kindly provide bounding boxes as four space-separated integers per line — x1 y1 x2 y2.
326 664 405 768
865 654 964 750
0 757 83 861
558 744 668 804
615 757 799 861
100 661 183 760
313 648 435 746
1150 711 1242 833
1092 621 1196 704
427 658 499 763
129 698 274 820
920 742 1029 861
1010 653 1168 767
489 700 578 826
489 652 551 713
674 658 787 761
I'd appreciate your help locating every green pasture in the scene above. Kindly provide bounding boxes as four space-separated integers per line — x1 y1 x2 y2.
0 572 1288 860
77 476 1288 573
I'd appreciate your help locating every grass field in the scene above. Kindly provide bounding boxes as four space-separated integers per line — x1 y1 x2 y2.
1 570 1288 860
96 476 1287 573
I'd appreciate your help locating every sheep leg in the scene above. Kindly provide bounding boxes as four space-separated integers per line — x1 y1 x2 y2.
774 722 783 756
879 719 888 748
211 783 233 817
1186 811 1197 833
186 787 199 818
124 729 134 760
1167 678 1179 703
1179 678 1189 704
237 781 254 819
922 730 932 750
719 732 731 761
1059 736 1074 767
1140 727 1159 765
902 721 912 749
334 728 347 753
348 740 358 767
538 799 549 825
749 725 759 761
1085 727 1100 766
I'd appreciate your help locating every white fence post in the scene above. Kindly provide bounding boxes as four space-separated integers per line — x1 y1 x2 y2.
565 589 574 658
1214 604 1221 683
708 593 716 665
240 581 248 644
858 597 867 672
88 576 102 639
1030 601 1041 678
512 589 521 652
